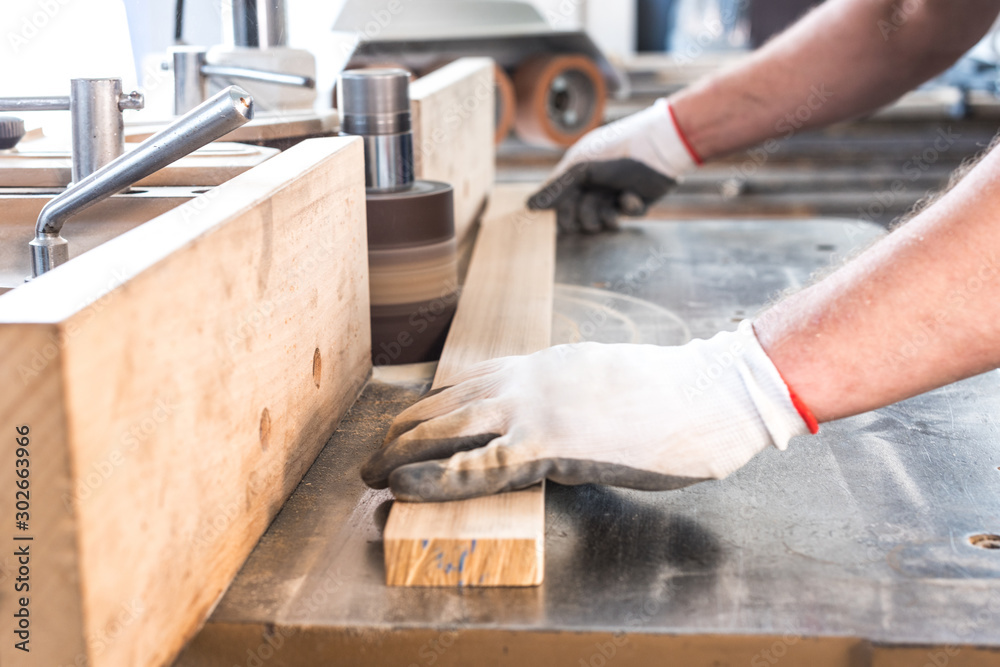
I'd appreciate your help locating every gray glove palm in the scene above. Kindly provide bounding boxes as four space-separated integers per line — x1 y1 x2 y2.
528 158 676 233
527 98 700 233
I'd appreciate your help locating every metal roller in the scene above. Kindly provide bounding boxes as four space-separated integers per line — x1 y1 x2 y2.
512 53 607 148
339 68 415 192
339 68 459 366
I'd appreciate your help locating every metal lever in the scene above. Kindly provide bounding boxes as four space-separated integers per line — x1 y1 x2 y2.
171 47 314 115
200 65 312 88
29 86 254 278
0 96 72 111
0 78 144 182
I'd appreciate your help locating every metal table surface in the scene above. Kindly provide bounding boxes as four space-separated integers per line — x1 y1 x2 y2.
176 218 1000 667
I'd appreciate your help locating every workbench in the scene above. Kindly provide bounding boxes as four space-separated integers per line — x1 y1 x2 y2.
176 217 1000 666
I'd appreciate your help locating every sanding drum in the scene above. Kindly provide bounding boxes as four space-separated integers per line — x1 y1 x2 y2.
339 69 459 366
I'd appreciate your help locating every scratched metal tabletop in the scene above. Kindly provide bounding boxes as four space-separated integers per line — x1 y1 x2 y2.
176 219 1000 667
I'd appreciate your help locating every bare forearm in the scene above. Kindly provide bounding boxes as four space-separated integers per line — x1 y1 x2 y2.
671 0 1000 160
755 144 1000 422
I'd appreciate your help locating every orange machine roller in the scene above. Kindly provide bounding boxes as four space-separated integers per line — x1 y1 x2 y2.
513 54 607 148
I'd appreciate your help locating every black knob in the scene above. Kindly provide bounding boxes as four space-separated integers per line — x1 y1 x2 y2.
0 116 25 150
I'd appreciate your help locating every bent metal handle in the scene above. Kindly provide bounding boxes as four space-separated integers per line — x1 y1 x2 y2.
30 86 254 277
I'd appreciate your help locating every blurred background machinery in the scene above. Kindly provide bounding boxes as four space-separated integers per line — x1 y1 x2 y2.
7 0 1000 222
332 1 626 147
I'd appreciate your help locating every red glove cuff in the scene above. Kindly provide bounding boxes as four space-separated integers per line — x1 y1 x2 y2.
666 103 704 167
778 372 820 434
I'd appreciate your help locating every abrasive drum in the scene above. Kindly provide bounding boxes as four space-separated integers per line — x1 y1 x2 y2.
367 180 459 366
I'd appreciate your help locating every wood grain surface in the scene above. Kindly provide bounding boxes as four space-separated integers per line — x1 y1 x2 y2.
411 58 496 244
382 183 555 587
0 137 371 666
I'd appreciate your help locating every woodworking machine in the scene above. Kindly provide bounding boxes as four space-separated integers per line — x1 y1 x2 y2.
338 68 459 365
177 213 1000 665
133 0 335 148
168 0 317 115
0 84 253 278
4 3 1000 665
0 78 145 183
168 45 314 116
334 0 625 146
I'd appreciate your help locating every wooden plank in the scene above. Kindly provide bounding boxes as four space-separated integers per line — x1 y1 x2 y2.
0 137 371 667
382 183 555 587
432 185 554 384
0 140 278 188
411 58 496 244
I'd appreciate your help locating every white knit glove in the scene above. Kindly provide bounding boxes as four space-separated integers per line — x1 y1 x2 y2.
555 98 700 180
528 99 701 233
362 322 815 502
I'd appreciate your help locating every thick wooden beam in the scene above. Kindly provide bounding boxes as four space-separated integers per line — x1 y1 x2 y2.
411 58 496 244
0 137 371 666
382 184 555 587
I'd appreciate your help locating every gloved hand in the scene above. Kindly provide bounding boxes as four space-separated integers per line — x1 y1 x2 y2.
361 322 818 502
528 98 701 233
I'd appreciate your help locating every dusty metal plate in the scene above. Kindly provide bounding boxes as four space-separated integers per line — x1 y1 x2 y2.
176 218 1000 666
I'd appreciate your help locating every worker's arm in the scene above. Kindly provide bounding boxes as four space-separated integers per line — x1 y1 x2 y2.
363 144 1000 503
531 0 1000 232
756 141 1000 421
675 0 1000 159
